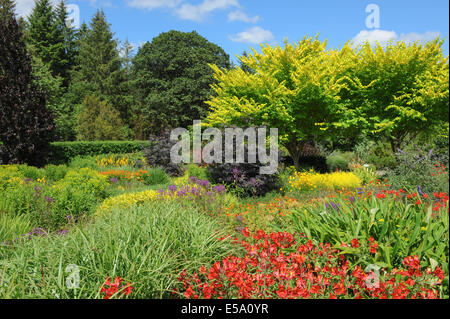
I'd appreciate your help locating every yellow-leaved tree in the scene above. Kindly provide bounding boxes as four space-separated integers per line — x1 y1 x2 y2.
205 35 364 169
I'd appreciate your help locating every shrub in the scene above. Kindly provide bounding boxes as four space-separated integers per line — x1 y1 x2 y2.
142 167 169 186
95 190 159 217
326 152 355 172
52 168 108 199
187 164 208 180
16 165 45 180
0 165 24 190
364 142 398 170
288 170 362 192
386 148 449 194
350 164 378 185
49 141 149 164
47 168 109 225
208 163 280 197
76 95 128 141
144 131 184 177
43 165 68 181
206 136 280 197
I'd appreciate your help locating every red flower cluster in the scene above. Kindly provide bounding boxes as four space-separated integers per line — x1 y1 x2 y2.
100 277 133 299
176 229 443 299
432 192 449 212
368 237 378 254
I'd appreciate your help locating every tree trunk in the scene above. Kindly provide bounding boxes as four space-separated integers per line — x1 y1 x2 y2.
286 140 305 171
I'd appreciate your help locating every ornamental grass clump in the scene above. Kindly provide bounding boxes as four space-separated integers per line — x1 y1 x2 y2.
0 201 235 298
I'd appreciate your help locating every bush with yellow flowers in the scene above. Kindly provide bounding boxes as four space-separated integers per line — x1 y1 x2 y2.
95 190 163 217
288 170 362 192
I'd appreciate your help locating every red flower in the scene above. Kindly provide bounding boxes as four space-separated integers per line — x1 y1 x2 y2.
351 239 359 248
369 242 378 254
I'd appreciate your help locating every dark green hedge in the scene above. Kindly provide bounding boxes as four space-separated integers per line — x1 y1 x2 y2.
48 141 150 164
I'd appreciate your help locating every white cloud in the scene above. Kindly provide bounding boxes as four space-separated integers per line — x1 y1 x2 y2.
126 0 183 10
230 26 274 44
353 29 441 47
228 10 259 23
175 0 239 22
352 29 397 46
14 0 59 18
399 31 441 44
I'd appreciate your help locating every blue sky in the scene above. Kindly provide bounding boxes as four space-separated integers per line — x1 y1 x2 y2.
15 0 449 63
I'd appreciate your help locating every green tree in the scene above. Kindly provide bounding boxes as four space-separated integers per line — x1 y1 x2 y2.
76 95 127 141
27 0 66 79
71 9 121 101
205 36 360 169
68 9 129 134
54 0 78 88
132 30 231 139
0 0 54 165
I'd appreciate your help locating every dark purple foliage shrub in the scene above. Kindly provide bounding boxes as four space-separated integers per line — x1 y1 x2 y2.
144 130 184 177
206 137 280 197
0 6 54 166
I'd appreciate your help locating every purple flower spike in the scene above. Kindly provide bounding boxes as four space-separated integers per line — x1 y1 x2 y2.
417 185 424 196
45 196 55 203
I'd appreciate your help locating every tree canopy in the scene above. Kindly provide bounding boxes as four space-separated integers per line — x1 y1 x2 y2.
205 36 449 168
132 30 231 138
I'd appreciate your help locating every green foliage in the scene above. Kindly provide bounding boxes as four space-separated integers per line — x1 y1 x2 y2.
76 95 128 141
0 166 108 229
205 36 361 169
54 0 78 88
187 164 208 180
132 30 231 138
142 167 169 186
386 148 449 194
363 141 398 170
326 152 355 172
43 164 68 181
26 0 66 79
205 36 449 169
0 201 235 298
16 165 45 180
349 39 449 151
286 195 449 272
0 4 54 166
351 164 378 185
49 141 149 164
0 213 32 243
68 9 129 125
